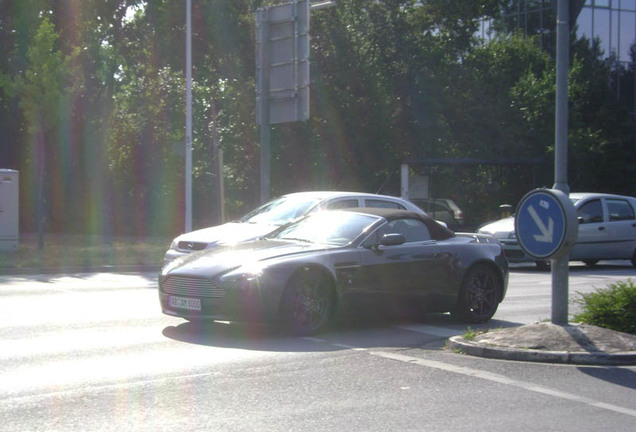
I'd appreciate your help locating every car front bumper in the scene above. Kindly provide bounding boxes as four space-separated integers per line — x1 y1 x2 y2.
158 275 284 323
499 239 537 263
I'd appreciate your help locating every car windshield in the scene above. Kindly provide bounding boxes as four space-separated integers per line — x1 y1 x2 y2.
268 212 379 246
239 195 322 226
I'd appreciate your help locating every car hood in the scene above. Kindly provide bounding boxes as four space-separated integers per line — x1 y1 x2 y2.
478 216 515 238
162 239 332 278
174 222 280 247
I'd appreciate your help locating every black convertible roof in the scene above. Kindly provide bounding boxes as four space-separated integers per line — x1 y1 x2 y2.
342 207 455 240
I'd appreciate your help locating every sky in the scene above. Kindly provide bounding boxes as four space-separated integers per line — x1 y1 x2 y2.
577 0 636 64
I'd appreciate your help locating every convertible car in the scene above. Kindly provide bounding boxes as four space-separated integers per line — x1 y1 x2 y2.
159 208 509 335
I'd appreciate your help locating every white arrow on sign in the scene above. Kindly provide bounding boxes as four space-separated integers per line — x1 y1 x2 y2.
528 205 554 243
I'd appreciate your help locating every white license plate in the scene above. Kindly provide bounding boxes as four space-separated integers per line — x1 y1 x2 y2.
169 296 202 311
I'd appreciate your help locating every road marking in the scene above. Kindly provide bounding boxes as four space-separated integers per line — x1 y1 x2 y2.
331 343 367 351
370 351 636 419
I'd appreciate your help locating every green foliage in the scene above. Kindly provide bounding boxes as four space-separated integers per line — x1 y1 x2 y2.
0 234 170 270
15 17 66 134
0 0 634 237
574 280 636 335
463 326 478 341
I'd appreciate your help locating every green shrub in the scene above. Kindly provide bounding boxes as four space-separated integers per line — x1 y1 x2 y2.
573 279 636 335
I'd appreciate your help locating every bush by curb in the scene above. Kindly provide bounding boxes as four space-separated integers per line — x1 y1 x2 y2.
574 279 636 335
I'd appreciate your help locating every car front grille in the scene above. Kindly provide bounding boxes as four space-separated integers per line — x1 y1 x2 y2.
162 276 225 298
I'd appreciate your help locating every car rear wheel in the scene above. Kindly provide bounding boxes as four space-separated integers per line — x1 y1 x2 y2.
452 265 501 324
280 268 335 336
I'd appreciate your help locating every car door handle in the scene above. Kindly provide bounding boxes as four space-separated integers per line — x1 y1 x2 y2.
598 226 606 231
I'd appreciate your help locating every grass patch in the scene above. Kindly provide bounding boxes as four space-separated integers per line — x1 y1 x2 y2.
0 234 171 270
463 326 478 341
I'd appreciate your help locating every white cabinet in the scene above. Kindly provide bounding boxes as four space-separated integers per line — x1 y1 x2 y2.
0 169 19 251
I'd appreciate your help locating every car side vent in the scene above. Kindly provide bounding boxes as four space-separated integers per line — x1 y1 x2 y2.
177 241 207 251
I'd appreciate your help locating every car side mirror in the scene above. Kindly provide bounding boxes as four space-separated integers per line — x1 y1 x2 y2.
379 233 405 247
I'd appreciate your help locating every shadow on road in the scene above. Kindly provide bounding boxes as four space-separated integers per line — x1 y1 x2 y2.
577 366 636 390
161 308 522 353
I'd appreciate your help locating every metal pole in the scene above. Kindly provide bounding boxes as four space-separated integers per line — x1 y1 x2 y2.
552 0 570 325
259 9 271 204
400 164 409 200
218 148 225 223
185 0 193 232
210 101 223 225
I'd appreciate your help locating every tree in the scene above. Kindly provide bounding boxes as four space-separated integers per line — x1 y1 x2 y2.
1 0 633 237
14 16 66 248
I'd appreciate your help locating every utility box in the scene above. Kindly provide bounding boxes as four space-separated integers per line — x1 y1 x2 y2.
0 169 19 251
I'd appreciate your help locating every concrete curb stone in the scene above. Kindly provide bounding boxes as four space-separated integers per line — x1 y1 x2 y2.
449 336 636 365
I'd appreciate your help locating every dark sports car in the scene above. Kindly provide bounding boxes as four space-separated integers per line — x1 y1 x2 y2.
159 208 509 335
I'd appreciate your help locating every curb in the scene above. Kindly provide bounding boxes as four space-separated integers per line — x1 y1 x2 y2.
1 265 161 276
448 336 636 365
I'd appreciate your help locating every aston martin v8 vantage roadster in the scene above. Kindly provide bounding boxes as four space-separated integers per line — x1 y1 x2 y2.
159 208 509 335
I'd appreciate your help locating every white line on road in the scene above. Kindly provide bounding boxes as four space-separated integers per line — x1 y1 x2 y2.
370 351 636 419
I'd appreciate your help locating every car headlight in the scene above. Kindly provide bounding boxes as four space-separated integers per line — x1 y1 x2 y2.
221 266 263 281
220 262 267 290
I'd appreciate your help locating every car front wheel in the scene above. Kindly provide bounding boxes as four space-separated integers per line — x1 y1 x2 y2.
452 265 501 324
280 268 335 336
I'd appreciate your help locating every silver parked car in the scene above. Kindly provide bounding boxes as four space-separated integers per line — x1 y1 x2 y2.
411 198 464 230
164 191 428 266
477 192 636 268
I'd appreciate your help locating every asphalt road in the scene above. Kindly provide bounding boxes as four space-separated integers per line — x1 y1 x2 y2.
1 262 636 431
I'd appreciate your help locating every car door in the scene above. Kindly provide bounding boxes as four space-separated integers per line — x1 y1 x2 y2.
571 198 609 260
357 217 448 300
602 198 636 259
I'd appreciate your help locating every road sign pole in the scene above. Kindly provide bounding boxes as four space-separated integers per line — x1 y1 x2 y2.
551 254 569 325
516 188 577 326
552 0 570 325
554 0 569 195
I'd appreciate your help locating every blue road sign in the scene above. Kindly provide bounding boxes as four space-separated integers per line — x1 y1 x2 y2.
515 189 578 259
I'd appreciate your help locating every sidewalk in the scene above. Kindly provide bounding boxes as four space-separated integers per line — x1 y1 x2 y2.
448 322 636 365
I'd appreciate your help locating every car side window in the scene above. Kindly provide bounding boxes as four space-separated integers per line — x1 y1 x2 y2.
378 218 431 243
364 199 406 210
324 199 359 210
432 202 447 211
577 199 603 224
606 199 635 221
